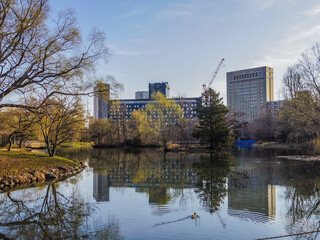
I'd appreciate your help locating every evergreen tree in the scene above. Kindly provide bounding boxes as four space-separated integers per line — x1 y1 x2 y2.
193 89 232 150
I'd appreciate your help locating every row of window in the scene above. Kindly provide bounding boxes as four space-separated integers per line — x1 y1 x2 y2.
230 71 266 80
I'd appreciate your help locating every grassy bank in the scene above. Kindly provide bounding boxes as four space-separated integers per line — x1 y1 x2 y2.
254 142 311 150
0 149 79 176
253 141 320 155
60 142 93 148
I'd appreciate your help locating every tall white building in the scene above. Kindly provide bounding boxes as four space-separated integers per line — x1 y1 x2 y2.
227 66 274 121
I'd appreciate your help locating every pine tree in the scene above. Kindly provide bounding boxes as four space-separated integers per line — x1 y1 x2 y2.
193 88 232 150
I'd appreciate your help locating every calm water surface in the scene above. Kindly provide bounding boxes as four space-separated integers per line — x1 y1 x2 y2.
0 148 319 240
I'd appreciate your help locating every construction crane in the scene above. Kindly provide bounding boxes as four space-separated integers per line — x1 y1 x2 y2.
202 58 224 106
202 58 224 96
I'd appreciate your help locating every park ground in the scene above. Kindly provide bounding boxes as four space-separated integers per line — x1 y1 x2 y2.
0 147 85 192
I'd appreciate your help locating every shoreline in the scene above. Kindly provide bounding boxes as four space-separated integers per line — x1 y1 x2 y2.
276 155 320 162
252 142 315 151
93 144 229 153
0 150 86 193
0 164 86 193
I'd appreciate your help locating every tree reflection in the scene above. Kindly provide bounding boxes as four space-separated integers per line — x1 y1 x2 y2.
0 184 122 239
193 154 231 212
90 216 123 240
282 162 320 239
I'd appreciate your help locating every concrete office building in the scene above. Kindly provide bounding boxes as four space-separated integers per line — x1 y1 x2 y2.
135 91 149 100
227 66 274 121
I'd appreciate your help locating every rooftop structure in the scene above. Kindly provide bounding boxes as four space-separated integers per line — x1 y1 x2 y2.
135 91 149 100
149 82 170 99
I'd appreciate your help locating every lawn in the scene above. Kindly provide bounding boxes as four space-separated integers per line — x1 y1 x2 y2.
0 149 79 176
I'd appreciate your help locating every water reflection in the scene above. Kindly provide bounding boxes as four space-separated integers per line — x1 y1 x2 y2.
228 171 276 223
89 149 201 205
193 154 232 212
86 148 319 229
0 184 92 239
93 173 110 202
0 183 124 239
0 148 319 239
282 161 320 239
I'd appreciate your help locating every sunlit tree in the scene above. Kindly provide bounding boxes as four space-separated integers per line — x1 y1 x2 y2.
37 97 85 156
132 92 185 147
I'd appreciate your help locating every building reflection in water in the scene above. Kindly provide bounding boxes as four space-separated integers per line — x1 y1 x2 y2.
93 173 110 202
228 168 276 222
91 152 200 204
91 149 277 220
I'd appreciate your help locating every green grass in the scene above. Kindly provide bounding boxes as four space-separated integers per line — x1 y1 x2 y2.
60 142 92 148
0 149 79 176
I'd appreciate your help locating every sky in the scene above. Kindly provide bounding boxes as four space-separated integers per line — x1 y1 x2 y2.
51 0 320 103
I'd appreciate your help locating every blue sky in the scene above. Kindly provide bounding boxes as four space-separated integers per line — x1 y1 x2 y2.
52 0 320 102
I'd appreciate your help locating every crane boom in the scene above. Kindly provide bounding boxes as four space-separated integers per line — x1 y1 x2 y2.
202 58 225 93
202 58 225 105
208 58 225 88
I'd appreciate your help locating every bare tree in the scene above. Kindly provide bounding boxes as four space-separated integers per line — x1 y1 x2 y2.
0 0 108 109
280 43 320 141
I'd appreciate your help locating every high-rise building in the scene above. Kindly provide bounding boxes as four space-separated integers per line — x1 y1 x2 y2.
135 91 149 100
227 66 274 121
93 83 110 120
149 82 170 99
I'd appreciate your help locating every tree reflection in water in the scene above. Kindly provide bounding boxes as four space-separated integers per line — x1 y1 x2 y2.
193 154 232 212
283 162 320 239
0 184 123 240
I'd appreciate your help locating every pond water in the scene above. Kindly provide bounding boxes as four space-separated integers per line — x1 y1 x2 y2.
0 148 319 240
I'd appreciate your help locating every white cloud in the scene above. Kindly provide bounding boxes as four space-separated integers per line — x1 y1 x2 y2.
256 0 277 11
245 0 296 11
282 24 320 45
252 23 320 99
119 9 145 18
108 43 141 56
305 4 320 16
114 50 141 56
157 0 214 20
254 23 320 67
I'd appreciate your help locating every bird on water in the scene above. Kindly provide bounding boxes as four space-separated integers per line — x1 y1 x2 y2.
191 212 198 219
